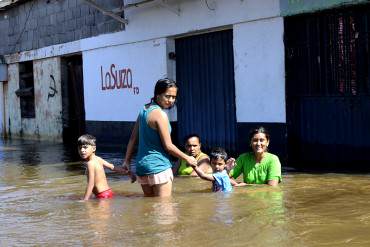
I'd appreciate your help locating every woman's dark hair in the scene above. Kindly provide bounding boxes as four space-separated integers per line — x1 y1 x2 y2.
249 126 270 142
209 147 228 162
151 78 178 104
183 133 201 144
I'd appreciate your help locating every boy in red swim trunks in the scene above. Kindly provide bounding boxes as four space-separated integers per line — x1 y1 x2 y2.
78 134 126 200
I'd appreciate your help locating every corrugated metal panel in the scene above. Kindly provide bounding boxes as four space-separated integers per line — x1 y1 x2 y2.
175 30 237 153
285 5 370 169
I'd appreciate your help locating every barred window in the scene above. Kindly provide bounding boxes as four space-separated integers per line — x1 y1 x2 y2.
285 7 370 97
16 61 35 118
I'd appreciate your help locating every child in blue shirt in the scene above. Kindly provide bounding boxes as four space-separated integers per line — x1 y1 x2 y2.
190 147 236 192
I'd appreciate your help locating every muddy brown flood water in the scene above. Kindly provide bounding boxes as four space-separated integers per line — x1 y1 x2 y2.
1 139 370 246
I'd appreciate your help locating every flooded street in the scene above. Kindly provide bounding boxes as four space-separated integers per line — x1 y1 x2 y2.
1 139 370 246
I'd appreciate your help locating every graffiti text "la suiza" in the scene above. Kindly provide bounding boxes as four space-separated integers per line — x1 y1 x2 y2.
100 64 139 95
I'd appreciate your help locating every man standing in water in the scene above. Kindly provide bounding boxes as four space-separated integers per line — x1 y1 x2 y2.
173 134 212 176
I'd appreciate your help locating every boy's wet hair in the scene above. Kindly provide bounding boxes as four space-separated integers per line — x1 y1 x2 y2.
77 134 96 146
209 147 228 162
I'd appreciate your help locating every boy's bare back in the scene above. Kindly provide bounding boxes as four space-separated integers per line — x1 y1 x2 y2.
86 156 110 195
84 155 112 200
78 134 128 200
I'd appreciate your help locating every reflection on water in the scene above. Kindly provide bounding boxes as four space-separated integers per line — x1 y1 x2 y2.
83 199 113 245
1 139 370 246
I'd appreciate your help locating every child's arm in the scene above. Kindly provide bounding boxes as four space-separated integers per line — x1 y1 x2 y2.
226 157 236 172
83 162 95 201
98 156 115 170
230 178 238 186
97 156 128 174
192 165 214 181
230 177 248 187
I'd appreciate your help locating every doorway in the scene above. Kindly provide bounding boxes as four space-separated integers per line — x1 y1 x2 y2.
61 55 85 144
175 30 237 153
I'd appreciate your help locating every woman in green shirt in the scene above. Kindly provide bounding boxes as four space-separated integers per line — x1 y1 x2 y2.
229 127 282 186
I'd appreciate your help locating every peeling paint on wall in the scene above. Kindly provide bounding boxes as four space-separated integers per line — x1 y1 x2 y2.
7 63 22 136
0 82 3 136
6 58 63 140
33 57 63 141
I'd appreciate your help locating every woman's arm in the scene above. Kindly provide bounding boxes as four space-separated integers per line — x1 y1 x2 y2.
154 110 197 166
83 162 95 201
266 155 281 186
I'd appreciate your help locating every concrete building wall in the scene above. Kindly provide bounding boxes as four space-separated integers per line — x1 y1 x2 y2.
33 57 63 140
0 82 3 135
5 0 281 63
83 14 287 125
79 0 280 56
6 58 62 140
3 82 9 137
2 0 287 150
3 0 286 144
0 0 124 56
7 63 22 136
82 38 168 122
233 17 286 123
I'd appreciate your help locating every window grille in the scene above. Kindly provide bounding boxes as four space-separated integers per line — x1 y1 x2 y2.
16 61 35 118
285 7 370 97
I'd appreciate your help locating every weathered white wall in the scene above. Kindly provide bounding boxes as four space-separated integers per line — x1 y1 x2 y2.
4 0 285 132
82 0 280 52
5 0 280 63
233 17 286 123
7 64 22 135
6 58 63 139
33 57 63 140
83 38 168 121
164 38 177 122
0 83 3 135
0 64 7 81
3 82 8 137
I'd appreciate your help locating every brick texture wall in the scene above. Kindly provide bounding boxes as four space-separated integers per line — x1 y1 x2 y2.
0 0 124 55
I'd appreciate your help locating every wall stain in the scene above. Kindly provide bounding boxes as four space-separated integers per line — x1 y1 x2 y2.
34 89 42 106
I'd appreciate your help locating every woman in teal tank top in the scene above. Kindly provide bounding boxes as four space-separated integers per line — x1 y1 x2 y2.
122 79 197 197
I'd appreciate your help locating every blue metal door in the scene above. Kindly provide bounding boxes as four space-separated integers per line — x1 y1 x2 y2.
175 30 237 153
